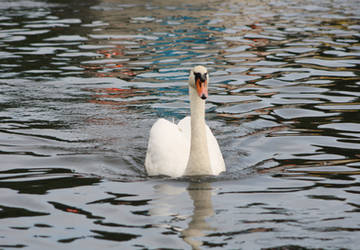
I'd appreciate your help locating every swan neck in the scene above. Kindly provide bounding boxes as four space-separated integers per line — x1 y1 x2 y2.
190 87 205 122
185 87 212 176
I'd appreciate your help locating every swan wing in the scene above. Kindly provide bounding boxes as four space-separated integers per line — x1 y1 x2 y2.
206 125 226 175
145 118 189 177
178 116 191 139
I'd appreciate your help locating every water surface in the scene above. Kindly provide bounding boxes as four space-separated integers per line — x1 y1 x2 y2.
0 0 360 249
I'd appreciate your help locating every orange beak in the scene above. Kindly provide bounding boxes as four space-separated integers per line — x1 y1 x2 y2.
196 78 208 100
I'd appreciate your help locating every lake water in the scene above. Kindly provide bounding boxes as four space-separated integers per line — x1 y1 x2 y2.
0 0 360 249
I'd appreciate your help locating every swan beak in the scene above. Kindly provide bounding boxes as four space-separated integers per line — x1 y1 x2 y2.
196 79 208 100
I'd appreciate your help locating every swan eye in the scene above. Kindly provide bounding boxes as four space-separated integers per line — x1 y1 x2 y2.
193 72 207 82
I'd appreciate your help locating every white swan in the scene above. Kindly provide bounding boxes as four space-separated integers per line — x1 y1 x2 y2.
145 66 226 178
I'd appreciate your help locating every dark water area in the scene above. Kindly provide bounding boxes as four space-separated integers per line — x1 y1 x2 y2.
0 0 360 249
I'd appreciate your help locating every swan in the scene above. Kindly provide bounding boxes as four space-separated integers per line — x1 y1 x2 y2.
145 65 226 178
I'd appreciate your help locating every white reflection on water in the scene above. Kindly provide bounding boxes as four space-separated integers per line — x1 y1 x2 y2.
150 182 216 249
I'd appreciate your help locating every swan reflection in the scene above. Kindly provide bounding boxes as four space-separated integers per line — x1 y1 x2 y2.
183 182 216 249
151 182 216 249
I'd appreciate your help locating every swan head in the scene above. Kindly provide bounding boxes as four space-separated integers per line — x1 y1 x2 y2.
189 66 209 100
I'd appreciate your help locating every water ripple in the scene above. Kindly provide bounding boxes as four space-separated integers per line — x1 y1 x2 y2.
0 0 359 249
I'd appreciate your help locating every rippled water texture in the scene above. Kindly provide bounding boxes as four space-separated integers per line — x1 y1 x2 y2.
0 0 360 249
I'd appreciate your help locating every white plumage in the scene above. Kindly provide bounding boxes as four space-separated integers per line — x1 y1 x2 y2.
145 66 226 178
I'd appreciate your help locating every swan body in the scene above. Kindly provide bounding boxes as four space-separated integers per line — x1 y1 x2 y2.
145 66 226 177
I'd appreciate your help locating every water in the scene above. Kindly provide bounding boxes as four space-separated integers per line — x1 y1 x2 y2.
0 0 359 249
